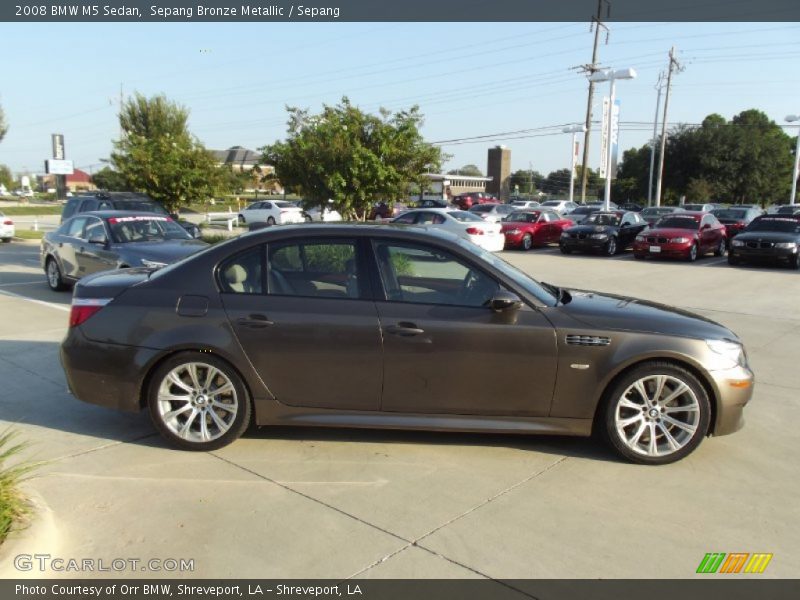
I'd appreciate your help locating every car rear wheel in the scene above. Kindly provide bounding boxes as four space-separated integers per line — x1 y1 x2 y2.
602 362 710 465
605 237 617 256
267 217 276 226
148 353 251 451
521 234 532 251
687 243 698 262
714 239 726 257
237 215 246 226
46 257 67 291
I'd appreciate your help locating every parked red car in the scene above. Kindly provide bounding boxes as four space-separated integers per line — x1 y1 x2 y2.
453 192 500 211
632 212 727 261
500 209 574 250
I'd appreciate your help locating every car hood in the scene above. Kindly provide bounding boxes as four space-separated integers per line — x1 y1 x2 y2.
500 221 536 231
565 224 619 234
560 289 737 341
733 231 799 242
113 239 208 264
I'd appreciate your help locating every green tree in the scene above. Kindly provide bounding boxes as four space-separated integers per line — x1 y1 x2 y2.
0 165 13 190
447 164 483 177
110 93 229 214
0 106 7 144
91 166 128 191
509 169 543 195
262 97 442 219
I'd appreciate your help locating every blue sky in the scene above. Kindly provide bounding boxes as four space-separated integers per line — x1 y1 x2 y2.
1 21 799 179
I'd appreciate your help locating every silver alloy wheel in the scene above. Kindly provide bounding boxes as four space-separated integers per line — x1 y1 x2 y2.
156 362 238 443
522 234 532 250
614 374 701 457
689 244 697 261
606 237 616 255
47 260 60 288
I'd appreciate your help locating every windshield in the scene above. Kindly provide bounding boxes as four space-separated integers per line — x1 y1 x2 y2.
116 201 169 214
586 213 621 226
450 210 484 222
506 211 539 223
654 216 700 230
572 207 594 215
746 218 800 233
108 215 192 243
712 209 747 220
453 237 557 306
682 204 705 211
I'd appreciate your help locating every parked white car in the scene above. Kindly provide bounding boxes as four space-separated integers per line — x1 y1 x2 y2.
540 200 579 215
468 203 516 223
0 212 15 242
238 200 305 226
391 208 504 252
510 200 540 210
299 200 343 222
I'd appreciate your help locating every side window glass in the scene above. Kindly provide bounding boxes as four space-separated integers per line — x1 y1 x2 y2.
394 213 416 224
84 218 106 240
268 240 359 299
220 246 264 295
65 217 88 239
373 241 499 308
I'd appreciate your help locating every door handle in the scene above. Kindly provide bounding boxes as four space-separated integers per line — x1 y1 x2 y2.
386 322 425 337
236 314 274 328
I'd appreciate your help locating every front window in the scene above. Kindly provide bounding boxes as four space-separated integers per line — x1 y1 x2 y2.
654 216 700 230
108 216 192 243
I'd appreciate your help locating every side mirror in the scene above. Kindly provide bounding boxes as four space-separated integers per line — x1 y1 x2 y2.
488 290 523 313
88 234 108 246
701 223 711 230
621 222 630 228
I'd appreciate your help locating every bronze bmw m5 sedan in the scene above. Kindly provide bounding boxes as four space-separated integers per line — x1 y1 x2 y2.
60 225 754 464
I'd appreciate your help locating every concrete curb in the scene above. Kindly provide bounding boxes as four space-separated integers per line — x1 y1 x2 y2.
0 489 60 578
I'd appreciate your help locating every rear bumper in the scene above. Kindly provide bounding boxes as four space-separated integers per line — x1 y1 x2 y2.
471 233 505 252
707 364 755 436
61 327 158 412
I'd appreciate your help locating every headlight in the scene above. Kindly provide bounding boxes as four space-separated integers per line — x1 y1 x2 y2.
560 231 570 238
775 242 797 249
506 228 521 235
635 234 646 241
731 239 745 247
670 237 690 244
706 339 746 369
590 233 608 239
141 259 168 269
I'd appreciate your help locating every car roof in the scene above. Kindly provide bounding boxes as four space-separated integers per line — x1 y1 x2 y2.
242 222 465 243
66 210 172 219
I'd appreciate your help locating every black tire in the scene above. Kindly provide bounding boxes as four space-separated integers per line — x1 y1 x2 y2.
147 352 252 451
521 234 532 251
789 253 800 270
559 245 572 255
728 254 740 266
267 216 276 226
237 215 246 226
714 238 726 257
633 253 644 260
605 236 617 256
1 237 10 243
45 257 67 291
600 361 711 465
687 243 698 262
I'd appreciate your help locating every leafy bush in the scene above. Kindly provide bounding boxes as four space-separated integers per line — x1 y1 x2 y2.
0 430 39 544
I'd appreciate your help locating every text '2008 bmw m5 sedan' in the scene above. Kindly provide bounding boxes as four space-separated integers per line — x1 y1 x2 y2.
60 224 754 464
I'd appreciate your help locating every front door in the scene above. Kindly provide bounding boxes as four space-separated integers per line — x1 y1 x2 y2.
220 239 383 411
372 240 558 417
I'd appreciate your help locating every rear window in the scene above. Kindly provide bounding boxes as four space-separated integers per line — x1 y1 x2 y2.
275 201 297 209
450 211 483 222
541 201 560 207
470 205 493 213
712 209 747 220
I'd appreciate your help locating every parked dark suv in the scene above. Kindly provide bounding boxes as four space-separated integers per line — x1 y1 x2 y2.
62 192 201 238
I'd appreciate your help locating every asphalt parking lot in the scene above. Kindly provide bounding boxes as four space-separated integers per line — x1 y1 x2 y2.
0 239 798 579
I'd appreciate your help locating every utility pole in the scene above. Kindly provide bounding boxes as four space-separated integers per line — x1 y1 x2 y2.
647 72 666 206
576 0 610 203
654 47 683 207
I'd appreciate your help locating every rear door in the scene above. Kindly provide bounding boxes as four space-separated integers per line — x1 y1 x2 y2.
221 237 383 411
53 217 88 280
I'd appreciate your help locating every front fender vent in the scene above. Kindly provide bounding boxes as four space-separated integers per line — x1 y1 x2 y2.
566 334 611 347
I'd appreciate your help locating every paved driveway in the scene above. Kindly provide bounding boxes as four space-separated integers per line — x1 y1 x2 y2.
1 240 798 579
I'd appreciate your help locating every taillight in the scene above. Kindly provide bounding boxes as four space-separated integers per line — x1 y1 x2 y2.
69 298 111 327
465 227 484 235
3 220 12 225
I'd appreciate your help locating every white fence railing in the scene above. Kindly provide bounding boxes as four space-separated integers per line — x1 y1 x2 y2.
205 210 239 231
12 218 57 232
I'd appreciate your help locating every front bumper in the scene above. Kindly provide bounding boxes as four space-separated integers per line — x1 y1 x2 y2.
560 237 608 251
707 364 755 436
729 245 798 263
633 241 692 259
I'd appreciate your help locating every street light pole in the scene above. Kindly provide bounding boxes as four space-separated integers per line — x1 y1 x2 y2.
786 115 800 206
563 124 587 204
588 67 637 211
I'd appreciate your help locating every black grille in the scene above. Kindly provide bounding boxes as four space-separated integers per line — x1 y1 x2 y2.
746 241 774 249
566 334 611 347
646 236 668 244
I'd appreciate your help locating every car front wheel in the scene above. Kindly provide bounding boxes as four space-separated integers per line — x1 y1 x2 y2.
605 236 617 256
148 353 251 451
46 257 67 291
602 362 711 465
521 234 532 251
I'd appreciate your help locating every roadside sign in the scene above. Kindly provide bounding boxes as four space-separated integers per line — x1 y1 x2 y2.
599 97 610 178
52 134 65 159
45 159 74 175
